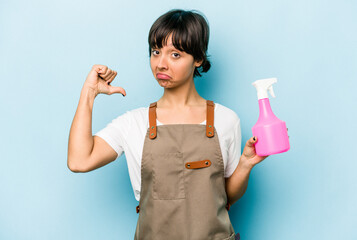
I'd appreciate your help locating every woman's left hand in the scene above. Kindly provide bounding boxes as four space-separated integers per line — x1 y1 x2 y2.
239 136 269 169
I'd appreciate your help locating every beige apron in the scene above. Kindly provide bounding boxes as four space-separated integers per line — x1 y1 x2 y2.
134 100 237 240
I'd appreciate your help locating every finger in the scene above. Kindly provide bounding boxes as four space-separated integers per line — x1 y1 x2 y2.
245 136 257 147
97 65 108 75
111 71 117 81
106 71 116 84
108 86 126 96
101 69 113 79
107 71 117 85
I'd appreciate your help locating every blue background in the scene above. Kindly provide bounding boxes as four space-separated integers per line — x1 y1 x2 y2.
1 0 356 239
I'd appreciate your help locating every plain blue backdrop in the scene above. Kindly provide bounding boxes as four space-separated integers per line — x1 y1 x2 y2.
1 0 356 239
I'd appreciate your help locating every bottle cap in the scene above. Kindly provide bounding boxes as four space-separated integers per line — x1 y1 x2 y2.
252 77 278 100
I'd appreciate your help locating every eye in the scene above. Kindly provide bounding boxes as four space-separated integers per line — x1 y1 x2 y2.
172 53 180 58
151 49 159 56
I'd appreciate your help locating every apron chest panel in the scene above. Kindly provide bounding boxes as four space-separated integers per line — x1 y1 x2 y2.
134 100 236 240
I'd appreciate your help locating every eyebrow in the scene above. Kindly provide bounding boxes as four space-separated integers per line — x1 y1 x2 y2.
151 43 173 47
152 44 181 51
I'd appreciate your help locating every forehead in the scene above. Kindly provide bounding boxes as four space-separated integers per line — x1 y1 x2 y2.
153 41 177 49
151 32 184 52
161 34 174 47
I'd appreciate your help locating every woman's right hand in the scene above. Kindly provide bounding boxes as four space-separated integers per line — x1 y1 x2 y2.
83 64 126 97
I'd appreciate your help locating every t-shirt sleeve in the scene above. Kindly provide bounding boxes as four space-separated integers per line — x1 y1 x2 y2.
94 111 132 158
225 118 242 178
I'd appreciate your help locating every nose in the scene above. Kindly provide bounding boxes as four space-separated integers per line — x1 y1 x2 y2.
157 54 168 70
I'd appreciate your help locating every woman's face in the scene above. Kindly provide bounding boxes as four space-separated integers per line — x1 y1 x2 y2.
150 33 202 89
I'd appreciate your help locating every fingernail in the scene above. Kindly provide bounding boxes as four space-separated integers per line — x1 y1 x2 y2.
253 136 256 141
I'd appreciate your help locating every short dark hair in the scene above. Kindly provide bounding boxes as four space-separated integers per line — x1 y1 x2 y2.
148 9 211 78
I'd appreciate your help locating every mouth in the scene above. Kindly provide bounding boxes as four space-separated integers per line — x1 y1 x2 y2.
156 73 171 80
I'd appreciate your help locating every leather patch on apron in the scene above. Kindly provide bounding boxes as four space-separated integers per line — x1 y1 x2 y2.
185 159 211 169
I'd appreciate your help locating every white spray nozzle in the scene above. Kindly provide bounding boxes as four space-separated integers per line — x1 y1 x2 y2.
252 77 278 100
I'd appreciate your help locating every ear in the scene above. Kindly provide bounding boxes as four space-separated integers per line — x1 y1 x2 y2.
194 59 204 68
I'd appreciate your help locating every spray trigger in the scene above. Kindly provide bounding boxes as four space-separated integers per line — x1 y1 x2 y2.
268 85 276 98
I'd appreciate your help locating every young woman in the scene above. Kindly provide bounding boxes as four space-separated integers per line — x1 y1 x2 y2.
68 9 269 240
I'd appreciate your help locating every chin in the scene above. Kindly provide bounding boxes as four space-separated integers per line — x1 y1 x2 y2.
158 78 171 85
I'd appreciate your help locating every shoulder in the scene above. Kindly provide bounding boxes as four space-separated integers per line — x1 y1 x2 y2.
109 106 148 125
125 106 148 118
214 102 240 126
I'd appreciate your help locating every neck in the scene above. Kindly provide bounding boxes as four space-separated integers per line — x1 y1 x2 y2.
157 78 205 109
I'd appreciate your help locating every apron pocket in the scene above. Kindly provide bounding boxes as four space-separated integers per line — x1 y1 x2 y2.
151 152 185 200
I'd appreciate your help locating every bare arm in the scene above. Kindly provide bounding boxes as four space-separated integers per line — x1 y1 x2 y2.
225 136 269 205
67 64 126 172
225 160 252 205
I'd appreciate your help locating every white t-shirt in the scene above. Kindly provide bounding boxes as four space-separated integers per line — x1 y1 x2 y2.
94 102 242 202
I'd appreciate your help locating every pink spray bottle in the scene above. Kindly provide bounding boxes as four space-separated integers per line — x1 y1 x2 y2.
252 78 290 156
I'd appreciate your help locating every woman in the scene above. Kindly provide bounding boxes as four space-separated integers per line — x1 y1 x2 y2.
68 9 268 240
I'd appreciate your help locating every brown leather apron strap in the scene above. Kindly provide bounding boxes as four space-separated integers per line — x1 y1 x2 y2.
206 100 215 137
149 100 215 139
149 102 157 139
